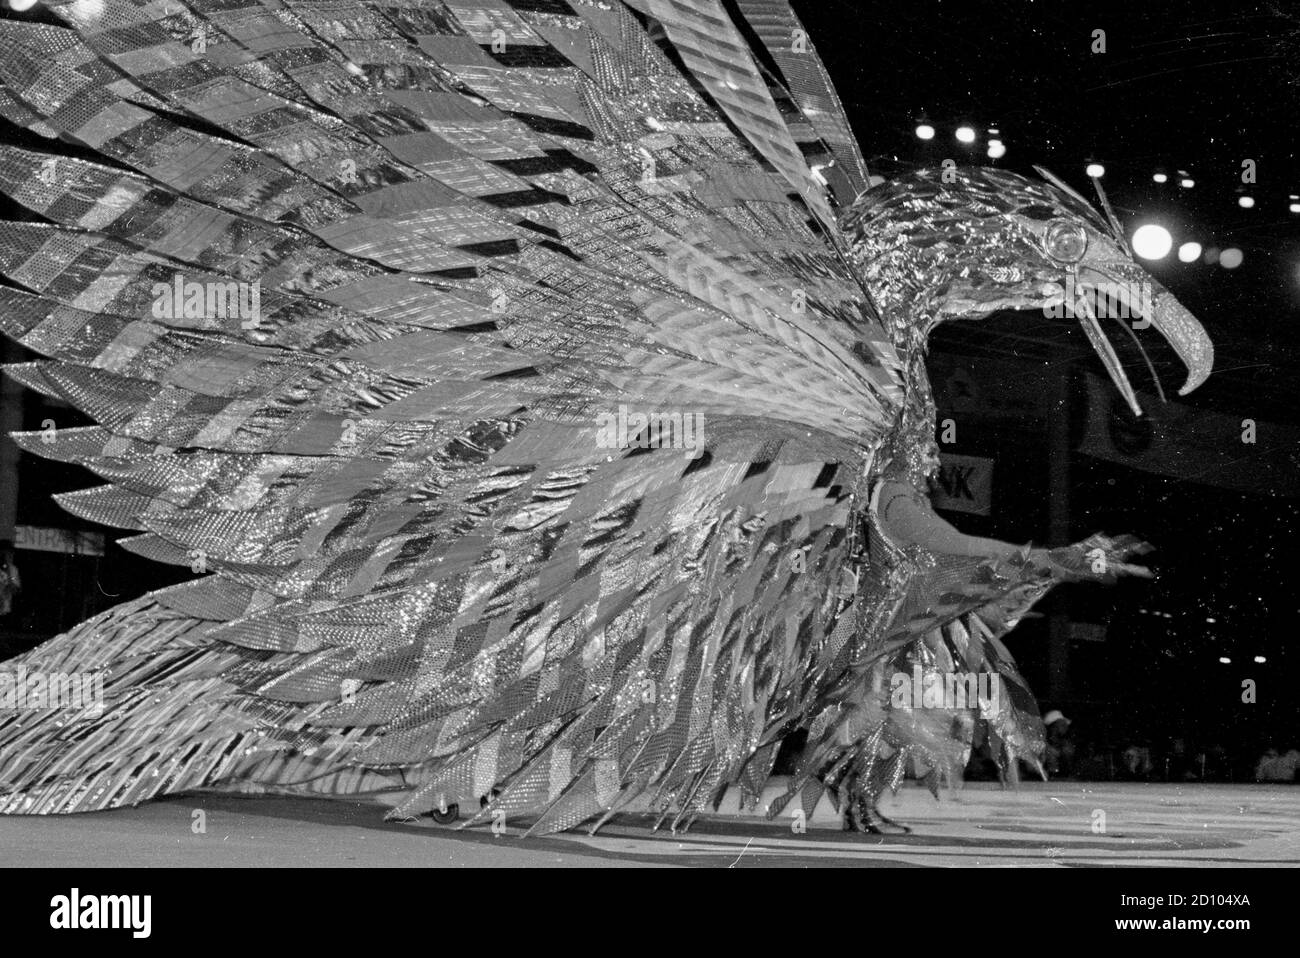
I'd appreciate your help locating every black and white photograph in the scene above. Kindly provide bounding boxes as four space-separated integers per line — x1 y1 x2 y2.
0 0 1294 932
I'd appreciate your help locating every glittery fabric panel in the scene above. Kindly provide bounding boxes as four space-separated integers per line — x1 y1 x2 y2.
732 0 868 202
643 0 836 231
0 0 904 821
0 0 1201 832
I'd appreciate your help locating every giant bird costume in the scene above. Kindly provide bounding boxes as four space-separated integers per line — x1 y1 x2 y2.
0 0 1211 834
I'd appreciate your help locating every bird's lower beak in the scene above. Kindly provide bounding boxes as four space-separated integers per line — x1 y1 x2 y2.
1074 264 1214 416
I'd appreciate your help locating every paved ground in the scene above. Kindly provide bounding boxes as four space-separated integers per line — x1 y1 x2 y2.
2 781 1297 867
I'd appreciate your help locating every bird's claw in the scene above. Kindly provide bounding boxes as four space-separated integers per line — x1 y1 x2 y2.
843 799 912 835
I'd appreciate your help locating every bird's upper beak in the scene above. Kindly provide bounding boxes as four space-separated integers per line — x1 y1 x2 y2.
1072 260 1214 416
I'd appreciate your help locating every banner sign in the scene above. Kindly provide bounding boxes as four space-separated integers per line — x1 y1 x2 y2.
1078 373 1299 497
1069 621 1108 643
14 526 105 556
933 453 993 515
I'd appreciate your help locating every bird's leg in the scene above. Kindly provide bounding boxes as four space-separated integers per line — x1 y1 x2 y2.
838 773 863 831
841 774 911 835
854 800 912 835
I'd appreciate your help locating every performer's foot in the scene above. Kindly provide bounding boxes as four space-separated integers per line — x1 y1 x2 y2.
862 812 911 835
844 800 912 835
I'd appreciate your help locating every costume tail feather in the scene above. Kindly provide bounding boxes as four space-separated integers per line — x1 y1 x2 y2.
0 588 403 813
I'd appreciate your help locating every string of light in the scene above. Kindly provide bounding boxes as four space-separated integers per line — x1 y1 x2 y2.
912 121 1293 269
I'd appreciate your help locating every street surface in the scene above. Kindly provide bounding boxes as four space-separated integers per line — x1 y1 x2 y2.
2 781 1296 867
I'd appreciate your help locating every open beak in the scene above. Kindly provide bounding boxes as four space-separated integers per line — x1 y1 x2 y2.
1074 263 1214 416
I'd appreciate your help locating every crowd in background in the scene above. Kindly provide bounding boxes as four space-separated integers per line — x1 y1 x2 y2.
965 710 1300 784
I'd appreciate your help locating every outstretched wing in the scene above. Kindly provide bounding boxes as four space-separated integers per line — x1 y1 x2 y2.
0 0 903 826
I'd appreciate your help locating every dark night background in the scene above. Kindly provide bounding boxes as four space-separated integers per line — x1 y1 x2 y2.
0 0 1297 781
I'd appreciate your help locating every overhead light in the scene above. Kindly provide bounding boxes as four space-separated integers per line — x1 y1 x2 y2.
1180 177 1195 188
1085 163 1105 178
1254 655 1267 664
1206 617 1217 624
987 140 1006 159
1177 242 1202 263
1290 203 1300 214
1219 247 1244 269
1131 224 1173 260
915 123 935 141
1153 173 1168 183
7 0 39 9
1238 196 1255 208
955 126 976 144
1218 656 1231 664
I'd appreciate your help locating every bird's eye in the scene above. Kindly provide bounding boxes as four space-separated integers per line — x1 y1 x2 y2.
1043 219 1088 262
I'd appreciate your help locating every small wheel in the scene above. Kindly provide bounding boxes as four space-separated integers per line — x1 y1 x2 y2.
427 803 460 825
